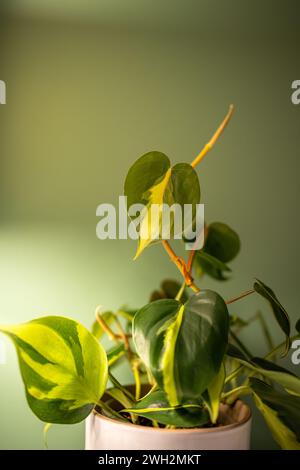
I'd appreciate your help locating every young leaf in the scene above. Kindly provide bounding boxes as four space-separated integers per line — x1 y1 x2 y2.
204 222 241 263
0 316 108 424
194 222 239 280
250 378 300 450
122 390 209 428
124 152 200 258
133 290 229 406
253 279 290 356
195 251 231 280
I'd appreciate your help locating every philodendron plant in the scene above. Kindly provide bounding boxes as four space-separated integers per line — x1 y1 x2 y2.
1 106 300 449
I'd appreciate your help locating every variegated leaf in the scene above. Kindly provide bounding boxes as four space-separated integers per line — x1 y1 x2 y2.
124 151 200 258
0 316 108 424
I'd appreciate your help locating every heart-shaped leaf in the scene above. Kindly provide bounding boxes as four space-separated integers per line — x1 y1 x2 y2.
133 290 229 406
194 222 240 280
0 316 108 424
124 152 200 258
250 378 300 449
122 390 209 428
253 279 290 356
204 222 240 263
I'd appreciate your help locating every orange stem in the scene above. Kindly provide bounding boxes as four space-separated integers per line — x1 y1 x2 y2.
191 105 234 169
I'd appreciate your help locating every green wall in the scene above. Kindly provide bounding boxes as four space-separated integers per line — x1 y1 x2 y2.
0 3 299 449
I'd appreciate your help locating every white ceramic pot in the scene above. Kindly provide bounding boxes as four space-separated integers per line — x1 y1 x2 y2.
85 398 252 450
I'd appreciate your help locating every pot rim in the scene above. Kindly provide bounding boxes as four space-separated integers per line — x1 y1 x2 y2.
92 399 252 434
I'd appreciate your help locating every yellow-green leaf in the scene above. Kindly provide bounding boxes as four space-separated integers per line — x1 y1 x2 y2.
0 316 108 424
203 363 225 423
250 378 300 449
124 152 200 258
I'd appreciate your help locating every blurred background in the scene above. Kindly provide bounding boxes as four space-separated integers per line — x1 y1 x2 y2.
0 0 299 449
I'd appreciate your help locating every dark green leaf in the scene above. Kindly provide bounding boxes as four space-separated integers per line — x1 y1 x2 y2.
204 222 240 263
253 279 290 356
195 251 231 280
250 378 300 449
150 279 188 303
133 290 229 405
122 390 209 428
226 343 248 362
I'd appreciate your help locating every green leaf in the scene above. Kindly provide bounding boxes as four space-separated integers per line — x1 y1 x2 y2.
295 319 300 334
227 345 300 395
124 152 200 258
107 343 126 367
194 222 239 280
0 316 108 424
122 390 209 428
202 363 225 423
204 222 240 263
150 279 188 303
92 311 115 340
106 387 135 409
250 378 300 449
195 251 231 280
133 290 229 406
253 279 290 356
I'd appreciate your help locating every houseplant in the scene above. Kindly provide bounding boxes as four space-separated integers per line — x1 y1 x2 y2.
1 106 300 450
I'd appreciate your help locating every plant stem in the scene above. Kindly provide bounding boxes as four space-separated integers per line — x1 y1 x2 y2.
132 359 141 401
175 281 186 301
108 371 136 402
230 330 252 359
95 308 121 342
114 316 131 354
225 364 244 385
191 105 234 169
222 385 251 405
248 311 275 355
162 240 200 292
226 289 255 305
186 248 197 273
97 400 128 422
